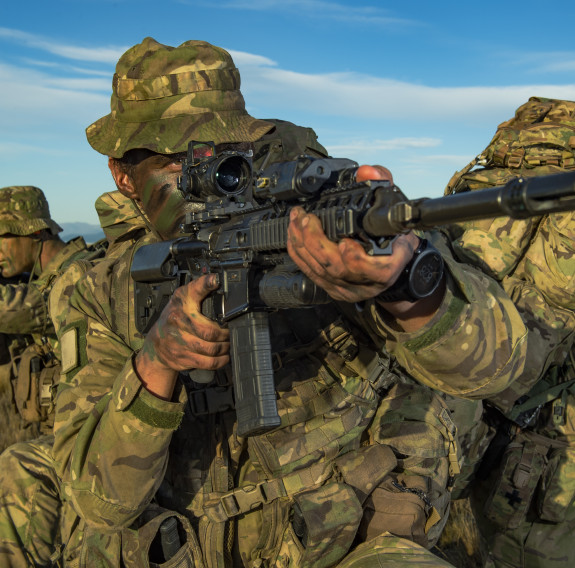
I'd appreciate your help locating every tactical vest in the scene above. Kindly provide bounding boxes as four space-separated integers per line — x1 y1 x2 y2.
103 252 461 567
11 239 108 433
142 305 460 568
12 340 60 432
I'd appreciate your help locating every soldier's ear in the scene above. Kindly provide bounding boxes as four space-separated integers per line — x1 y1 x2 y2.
108 157 139 200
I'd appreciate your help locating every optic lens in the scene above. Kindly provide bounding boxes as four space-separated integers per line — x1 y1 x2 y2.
215 156 250 194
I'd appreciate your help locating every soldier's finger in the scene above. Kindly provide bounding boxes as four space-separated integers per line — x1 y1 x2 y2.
288 209 344 278
355 164 393 183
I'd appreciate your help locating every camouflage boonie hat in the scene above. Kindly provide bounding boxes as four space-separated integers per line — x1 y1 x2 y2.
0 186 62 236
86 37 274 158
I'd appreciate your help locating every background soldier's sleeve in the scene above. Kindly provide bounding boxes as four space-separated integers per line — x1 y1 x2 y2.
441 211 575 411
53 262 185 529
0 282 48 335
487 212 575 411
353 239 528 399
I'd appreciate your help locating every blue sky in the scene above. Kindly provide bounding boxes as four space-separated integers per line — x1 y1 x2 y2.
1 0 575 225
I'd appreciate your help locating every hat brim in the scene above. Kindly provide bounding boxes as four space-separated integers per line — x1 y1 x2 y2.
0 218 62 237
87 110 274 158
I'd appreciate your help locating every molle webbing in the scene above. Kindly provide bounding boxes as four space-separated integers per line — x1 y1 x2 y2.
199 443 398 523
446 97 575 196
200 460 333 522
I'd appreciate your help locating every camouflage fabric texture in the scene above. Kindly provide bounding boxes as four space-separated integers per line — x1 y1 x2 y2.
335 533 456 567
86 37 274 158
0 240 95 568
55 36 527 565
51 119 530 567
0 435 60 567
94 190 147 254
471 354 575 568
0 237 88 341
54 238 463 568
0 236 94 435
443 96 575 409
0 186 62 236
442 97 575 567
0 220 109 566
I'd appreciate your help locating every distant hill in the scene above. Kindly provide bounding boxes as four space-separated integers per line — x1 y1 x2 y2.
60 222 105 245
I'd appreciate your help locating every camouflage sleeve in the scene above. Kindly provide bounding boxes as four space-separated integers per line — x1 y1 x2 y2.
53 263 185 529
445 217 538 281
488 212 575 410
447 211 575 410
0 282 47 335
356 251 527 399
512 211 575 310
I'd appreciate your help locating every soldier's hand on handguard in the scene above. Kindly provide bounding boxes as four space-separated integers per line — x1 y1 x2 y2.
287 165 446 332
134 274 230 400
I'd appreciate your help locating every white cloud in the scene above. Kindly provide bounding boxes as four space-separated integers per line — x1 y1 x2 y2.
226 50 277 68
0 63 109 128
21 58 113 77
0 27 127 63
409 154 477 165
0 141 53 154
506 50 575 75
534 59 575 73
3 29 573 130
239 63 575 123
2 29 575 136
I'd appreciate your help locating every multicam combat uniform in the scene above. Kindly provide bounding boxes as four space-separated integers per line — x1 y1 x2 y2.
0 237 97 567
52 131 528 567
0 186 92 436
0 186 109 568
443 97 575 568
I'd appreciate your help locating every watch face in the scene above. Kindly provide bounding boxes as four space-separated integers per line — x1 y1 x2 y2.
410 250 444 298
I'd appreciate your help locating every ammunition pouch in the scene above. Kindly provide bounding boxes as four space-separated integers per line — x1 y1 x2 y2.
357 474 447 550
13 342 60 430
274 444 398 568
284 482 363 568
365 382 460 548
478 368 575 527
482 429 568 530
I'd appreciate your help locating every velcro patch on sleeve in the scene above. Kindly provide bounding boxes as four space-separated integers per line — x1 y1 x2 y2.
60 327 79 374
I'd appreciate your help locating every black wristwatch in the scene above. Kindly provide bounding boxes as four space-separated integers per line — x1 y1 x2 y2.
377 239 444 303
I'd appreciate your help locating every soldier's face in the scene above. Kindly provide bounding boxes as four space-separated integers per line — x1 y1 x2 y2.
0 234 38 277
130 153 194 239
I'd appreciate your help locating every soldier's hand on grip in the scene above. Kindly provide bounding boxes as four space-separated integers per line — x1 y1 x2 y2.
135 274 230 399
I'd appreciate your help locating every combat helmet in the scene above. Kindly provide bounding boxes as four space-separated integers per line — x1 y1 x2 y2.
0 186 62 236
86 37 274 158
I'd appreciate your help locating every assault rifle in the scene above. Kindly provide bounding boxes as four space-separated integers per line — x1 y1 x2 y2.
131 142 575 437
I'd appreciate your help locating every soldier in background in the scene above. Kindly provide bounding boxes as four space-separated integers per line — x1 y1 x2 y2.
0 185 106 566
51 38 528 567
442 97 575 567
0 186 94 439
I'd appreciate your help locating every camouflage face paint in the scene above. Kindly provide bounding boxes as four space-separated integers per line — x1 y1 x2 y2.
0 235 39 277
130 154 203 239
